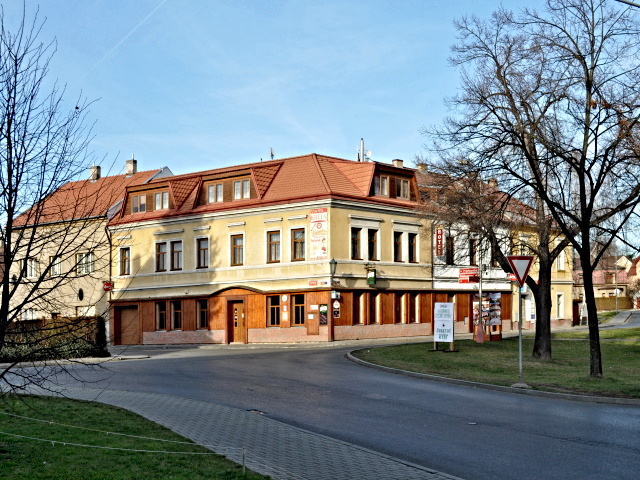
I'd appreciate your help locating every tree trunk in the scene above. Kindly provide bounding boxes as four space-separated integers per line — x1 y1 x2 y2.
580 251 603 377
532 261 553 360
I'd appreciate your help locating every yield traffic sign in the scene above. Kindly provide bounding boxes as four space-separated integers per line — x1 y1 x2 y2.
507 255 534 287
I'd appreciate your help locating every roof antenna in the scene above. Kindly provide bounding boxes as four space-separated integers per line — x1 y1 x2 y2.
270 148 275 160
358 138 372 162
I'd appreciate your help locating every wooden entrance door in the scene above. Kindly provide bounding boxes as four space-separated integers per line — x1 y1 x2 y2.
115 306 140 345
228 301 246 343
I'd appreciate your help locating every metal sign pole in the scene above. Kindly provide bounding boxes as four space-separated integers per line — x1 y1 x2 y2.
518 287 523 383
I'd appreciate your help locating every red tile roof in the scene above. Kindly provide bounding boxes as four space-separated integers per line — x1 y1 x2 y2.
110 154 416 226
14 169 166 227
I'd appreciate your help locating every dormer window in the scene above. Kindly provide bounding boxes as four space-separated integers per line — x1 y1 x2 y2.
155 191 169 210
396 179 410 199
208 184 223 203
234 179 250 200
132 194 146 213
373 175 389 196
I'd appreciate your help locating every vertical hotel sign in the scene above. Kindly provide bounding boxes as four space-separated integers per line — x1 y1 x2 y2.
310 208 328 260
435 226 444 257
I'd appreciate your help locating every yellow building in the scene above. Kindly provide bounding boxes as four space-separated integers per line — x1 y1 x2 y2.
10 160 171 324
108 154 435 345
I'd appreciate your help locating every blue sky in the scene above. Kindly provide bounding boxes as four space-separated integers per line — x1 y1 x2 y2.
3 0 545 176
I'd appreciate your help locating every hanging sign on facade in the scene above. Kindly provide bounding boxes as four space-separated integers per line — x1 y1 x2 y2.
310 208 328 260
435 227 444 256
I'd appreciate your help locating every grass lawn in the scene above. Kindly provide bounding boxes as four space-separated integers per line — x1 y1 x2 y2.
0 395 268 480
352 327 640 398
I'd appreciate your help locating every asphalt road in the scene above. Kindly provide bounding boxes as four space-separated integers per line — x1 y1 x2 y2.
38 338 640 480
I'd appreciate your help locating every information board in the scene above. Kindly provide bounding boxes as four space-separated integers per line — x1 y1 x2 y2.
434 302 454 343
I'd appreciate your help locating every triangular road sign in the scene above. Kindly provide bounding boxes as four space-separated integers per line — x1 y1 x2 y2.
507 255 534 287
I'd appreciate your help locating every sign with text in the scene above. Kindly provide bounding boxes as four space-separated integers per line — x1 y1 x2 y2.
435 227 444 256
458 267 479 283
434 302 454 343
310 208 328 260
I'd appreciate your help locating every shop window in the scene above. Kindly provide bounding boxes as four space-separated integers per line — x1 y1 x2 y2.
197 299 208 329
268 296 280 326
292 229 305 261
293 294 305 325
155 302 167 330
171 301 182 329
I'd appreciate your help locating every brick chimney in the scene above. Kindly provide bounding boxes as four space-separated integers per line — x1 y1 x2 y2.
392 159 404 168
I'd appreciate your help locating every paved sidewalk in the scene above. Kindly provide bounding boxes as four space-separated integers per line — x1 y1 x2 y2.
27 386 463 480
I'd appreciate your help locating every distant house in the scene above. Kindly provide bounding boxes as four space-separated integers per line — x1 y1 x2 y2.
573 254 632 312
11 159 172 326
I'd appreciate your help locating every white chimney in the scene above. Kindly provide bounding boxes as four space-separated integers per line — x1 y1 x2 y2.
126 157 137 176
89 165 101 181
392 159 404 168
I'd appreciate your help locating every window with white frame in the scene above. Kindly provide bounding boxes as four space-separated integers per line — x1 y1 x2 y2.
233 179 251 200
49 255 61 277
76 252 94 275
208 184 224 203
154 191 169 210
24 258 38 278
556 244 566 271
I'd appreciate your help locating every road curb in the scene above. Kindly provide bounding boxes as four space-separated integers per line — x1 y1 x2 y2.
346 350 640 406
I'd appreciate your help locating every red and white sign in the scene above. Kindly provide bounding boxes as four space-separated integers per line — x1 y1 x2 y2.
458 267 479 283
103 281 114 292
507 256 534 287
435 227 444 256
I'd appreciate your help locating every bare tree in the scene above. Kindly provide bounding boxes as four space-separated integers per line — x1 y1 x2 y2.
0 7 113 393
427 0 640 376
416 159 569 361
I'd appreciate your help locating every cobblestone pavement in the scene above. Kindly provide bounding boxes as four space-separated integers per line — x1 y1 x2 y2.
26 386 463 480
